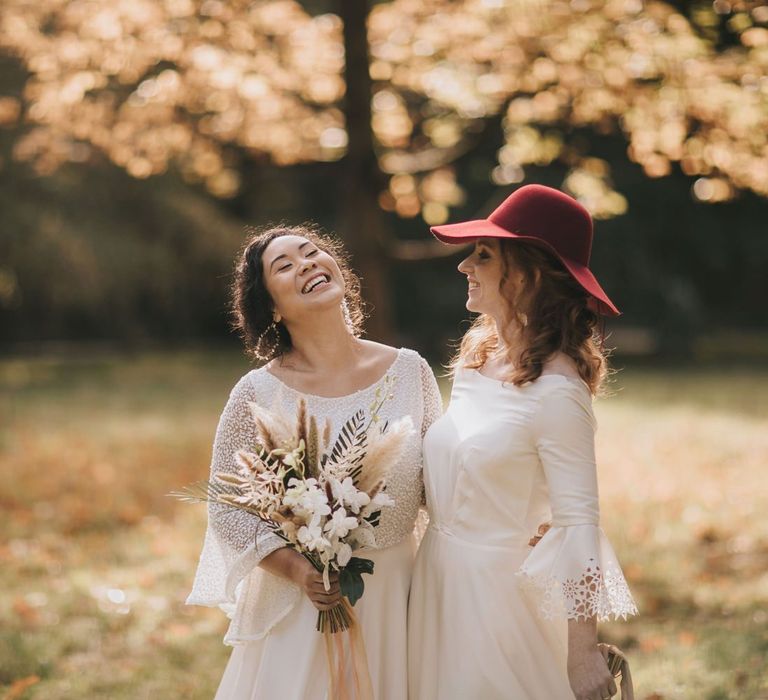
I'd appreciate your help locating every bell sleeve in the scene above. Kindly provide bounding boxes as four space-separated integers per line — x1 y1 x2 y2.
208 374 287 580
187 374 299 643
516 381 638 621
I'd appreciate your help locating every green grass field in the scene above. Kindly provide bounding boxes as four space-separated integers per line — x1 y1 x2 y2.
1 350 767 699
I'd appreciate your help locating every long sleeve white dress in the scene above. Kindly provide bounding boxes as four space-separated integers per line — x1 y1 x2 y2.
187 347 442 700
408 368 637 700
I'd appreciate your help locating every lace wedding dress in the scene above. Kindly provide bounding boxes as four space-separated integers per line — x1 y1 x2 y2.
408 368 637 699
187 348 441 700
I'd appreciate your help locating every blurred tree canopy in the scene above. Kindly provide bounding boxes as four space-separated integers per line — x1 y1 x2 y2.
2 0 768 206
0 0 766 353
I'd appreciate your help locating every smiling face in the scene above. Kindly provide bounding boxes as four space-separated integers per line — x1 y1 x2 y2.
457 238 525 318
262 234 345 322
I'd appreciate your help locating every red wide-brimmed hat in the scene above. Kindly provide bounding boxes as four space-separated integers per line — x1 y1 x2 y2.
430 184 620 316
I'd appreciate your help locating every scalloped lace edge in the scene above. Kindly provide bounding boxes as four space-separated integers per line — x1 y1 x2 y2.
516 558 638 621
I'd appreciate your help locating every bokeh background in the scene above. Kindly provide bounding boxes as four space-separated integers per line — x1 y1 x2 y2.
1 0 767 698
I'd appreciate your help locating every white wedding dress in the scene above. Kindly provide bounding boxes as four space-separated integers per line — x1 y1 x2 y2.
408 368 637 699
187 348 441 700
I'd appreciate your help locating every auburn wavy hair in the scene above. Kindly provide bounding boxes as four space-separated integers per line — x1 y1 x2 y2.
231 224 366 364
450 240 608 395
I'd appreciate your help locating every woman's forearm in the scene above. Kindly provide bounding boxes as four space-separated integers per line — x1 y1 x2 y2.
566 617 617 700
567 616 598 657
259 546 308 585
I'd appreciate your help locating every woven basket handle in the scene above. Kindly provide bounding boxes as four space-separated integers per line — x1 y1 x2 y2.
598 643 634 700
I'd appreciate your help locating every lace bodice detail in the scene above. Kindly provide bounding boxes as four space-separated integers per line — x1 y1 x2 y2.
187 347 442 643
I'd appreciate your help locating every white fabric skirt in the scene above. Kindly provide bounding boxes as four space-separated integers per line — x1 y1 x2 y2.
408 526 572 700
215 536 414 700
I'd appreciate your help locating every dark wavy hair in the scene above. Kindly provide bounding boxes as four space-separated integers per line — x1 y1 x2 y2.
231 224 366 364
450 240 608 395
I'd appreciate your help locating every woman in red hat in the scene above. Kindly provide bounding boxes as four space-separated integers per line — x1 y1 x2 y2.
408 185 637 700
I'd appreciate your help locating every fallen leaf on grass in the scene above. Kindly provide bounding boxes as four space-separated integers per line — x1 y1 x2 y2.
696 526 723 545
639 594 671 616
118 505 144 526
4 676 40 700
12 598 39 624
640 635 668 652
165 622 192 638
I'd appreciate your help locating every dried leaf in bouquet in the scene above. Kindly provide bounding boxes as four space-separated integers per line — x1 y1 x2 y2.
356 416 413 495
295 398 308 454
323 409 368 479
305 415 323 481
322 419 331 451
247 400 294 453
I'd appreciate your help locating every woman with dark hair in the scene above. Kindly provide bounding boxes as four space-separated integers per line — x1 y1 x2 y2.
408 185 637 700
187 225 441 699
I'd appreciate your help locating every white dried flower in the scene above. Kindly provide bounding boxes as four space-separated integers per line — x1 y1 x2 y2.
330 476 371 514
324 507 359 540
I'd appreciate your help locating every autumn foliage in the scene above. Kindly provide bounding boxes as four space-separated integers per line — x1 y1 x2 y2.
0 0 766 224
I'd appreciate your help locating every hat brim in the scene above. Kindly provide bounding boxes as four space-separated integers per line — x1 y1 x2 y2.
430 219 620 317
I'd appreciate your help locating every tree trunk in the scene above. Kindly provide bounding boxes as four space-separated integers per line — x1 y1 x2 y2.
338 0 394 343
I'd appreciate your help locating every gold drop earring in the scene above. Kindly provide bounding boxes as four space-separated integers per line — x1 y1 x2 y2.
255 313 282 361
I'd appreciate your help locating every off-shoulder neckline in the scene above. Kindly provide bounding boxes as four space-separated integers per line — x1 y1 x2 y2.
255 347 407 401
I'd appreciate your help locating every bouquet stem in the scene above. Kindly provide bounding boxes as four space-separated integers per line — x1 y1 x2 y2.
317 598 353 634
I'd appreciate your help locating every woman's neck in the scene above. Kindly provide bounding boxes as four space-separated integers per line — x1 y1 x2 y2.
277 313 360 374
490 315 524 365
